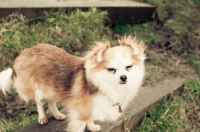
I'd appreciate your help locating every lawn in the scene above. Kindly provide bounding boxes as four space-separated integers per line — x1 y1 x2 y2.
0 0 200 132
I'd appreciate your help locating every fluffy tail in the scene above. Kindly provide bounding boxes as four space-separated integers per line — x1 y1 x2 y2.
0 68 13 94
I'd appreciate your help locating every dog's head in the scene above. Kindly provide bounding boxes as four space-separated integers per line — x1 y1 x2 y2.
85 36 146 90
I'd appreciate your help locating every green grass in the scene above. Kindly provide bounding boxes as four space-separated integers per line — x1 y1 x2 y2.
0 114 38 132
0 99 64 132
135 96 182 132
0 8 110 70
148 55 164 67
113 23 162 43
135 78 200 132
188 53 200 76
135 0 200 55
144 55 165 82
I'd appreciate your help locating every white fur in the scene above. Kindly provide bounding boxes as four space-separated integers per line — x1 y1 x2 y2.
84 43 145 132
48 100 66 120
96 50 104 63
0 68 13 94
67 108 87 132
132 45 139 55
87 121 101 132
91 64 144 122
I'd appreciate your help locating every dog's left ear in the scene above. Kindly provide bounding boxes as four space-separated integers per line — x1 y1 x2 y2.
85 41 110 63
118 35 146 58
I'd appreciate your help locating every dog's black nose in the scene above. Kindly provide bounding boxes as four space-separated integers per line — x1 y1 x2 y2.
120 75 127 82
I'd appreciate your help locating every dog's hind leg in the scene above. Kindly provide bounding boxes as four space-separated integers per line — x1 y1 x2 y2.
36 99 48 125
48 100 66 120
35 91 48 125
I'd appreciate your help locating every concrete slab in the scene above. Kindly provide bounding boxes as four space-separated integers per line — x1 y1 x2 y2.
0 0 154 8
16 77 184 132
0 0 156 23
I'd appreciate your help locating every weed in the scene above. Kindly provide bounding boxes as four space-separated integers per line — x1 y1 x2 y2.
135 78 200 132
188 53 200 76
136 0 200 55
193 0 200 6
113 24 132 36
145 65 157 81
113 23 162 43
0 8 110 70
0 114 38 132
135 96 182 132
148 55 164 66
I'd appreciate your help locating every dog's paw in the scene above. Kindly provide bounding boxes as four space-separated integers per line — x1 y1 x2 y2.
38 117 48 125
87 124 101 132
54 113 66 120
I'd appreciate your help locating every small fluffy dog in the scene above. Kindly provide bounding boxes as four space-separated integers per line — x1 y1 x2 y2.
0 36 146 132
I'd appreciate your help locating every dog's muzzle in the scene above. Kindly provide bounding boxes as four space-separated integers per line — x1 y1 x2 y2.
120 75 127 84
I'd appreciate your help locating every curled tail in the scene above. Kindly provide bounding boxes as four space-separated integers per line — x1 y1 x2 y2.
0 68 13 94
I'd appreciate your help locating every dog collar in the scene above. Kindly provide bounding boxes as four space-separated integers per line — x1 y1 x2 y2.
113 102 122 113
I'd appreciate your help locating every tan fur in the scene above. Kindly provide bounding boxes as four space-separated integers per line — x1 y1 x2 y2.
13 44 92 122
85 41 110 63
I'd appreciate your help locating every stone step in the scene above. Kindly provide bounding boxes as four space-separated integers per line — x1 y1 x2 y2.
16 77 184 132
0 0 156 23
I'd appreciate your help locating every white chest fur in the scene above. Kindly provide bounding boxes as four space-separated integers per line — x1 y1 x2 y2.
91 81 139 122
87 63 144 123
92 94 122 122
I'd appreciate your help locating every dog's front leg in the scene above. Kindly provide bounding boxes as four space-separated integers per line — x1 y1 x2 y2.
66 109 87 132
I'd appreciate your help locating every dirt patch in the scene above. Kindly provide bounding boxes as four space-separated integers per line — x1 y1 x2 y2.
144 47 197 86
0 93 34 119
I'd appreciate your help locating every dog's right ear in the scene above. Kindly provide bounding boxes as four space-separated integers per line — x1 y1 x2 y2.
85 41 110 63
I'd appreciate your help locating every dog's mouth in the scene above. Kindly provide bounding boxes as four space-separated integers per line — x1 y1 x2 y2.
119 81 127 84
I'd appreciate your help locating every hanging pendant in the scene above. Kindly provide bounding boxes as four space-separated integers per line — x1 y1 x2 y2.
119 105 122 113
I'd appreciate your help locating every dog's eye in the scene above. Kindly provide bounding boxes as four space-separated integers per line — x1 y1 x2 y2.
107 68 116 73
126 65 132 70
